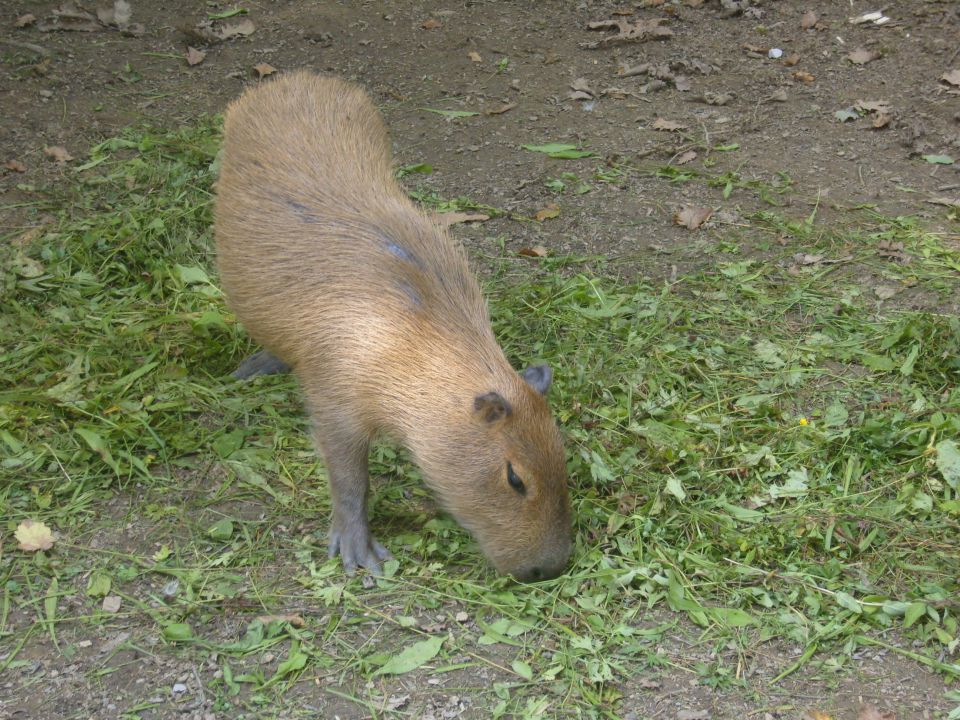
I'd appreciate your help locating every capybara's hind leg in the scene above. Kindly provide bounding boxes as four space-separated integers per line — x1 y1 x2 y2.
232 349 291 379
312 422 392 574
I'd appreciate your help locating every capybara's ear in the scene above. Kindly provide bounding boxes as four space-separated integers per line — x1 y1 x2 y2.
522 364 552 395
474 391 512 423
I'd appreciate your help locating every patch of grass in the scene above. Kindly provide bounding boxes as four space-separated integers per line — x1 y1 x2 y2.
1 122 958 718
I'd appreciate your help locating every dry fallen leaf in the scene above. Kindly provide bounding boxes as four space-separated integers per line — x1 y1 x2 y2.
675 150 698 165
652 117 686 131
534 203 561 222
783 53 801 66
803 712 834 720
253 63 276 78
674 206 713 230
256 613 306 627
185 46 206 66
583 17 672 49
37 2 100 32
483 102 516 115
102 595 122 613
44 145 73 162
219 19 255 39
15 13 37 27
793 70 815 83
518 245 549 258
940 69 960 87
4 159 27 172
847 48 880 65
468 51 481 62
569 79 596 100
858 703 896 720
422 18 442 30
435 212 490 227
800 10 818 29
15 519 55 551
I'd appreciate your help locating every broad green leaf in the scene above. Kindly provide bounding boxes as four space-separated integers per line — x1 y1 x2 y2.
86 573 112 598
274 642 308 679
710 607 755 627
163 623 194 641
904 602 927 628
207 519 235 541
921 154 954 165
935 440 960 490
175 264 211 285
511 660 533 680
664 475 686 502
823 402 849 427
374 635 444 676
522 143 594 159
769 468 809 500
835 591 862 613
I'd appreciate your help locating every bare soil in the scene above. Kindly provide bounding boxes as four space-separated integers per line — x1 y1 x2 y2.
1 1 959 719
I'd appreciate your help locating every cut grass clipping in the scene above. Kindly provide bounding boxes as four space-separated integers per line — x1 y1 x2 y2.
1 122 958 715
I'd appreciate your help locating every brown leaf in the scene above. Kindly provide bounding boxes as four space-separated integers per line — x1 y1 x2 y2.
568 90 593 101
570 77 594 96
847 48 880 65
857 705 895 720
940 69 960 87
534 203 560 222
612 7 634 16
652 117 686 131
218 18 255 39
674 206 713 230
15 13 37 27
483 102 515 115
793 70 815 83
253 63 277 78
37 2 101 32
4 159 27 172
15 520 55 551
435 212 490 226
44 145 73 162
927 196 960 208
742 43 768 56
518 245 549 258
422 18 442 30
185 46 206 66
872 112 892 129
583 17 672 49
783 53 801 66
800 10 818 30
675 150 697 165
256 613 306 627
468 51 482 63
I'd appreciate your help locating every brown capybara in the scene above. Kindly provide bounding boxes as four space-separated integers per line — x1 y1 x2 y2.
214 72 571 581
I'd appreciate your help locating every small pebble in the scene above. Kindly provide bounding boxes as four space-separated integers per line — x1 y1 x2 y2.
768 48 783 59
172 682 187 694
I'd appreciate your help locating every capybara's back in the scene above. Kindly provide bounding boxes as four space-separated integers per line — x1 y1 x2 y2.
215 72 571 581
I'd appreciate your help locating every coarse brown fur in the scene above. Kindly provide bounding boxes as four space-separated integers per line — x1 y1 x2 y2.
214 72 571 581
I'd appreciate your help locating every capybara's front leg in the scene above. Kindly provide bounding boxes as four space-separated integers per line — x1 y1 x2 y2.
314 427 392 574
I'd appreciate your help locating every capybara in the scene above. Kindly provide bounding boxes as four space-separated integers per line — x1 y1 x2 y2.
214 72 571 581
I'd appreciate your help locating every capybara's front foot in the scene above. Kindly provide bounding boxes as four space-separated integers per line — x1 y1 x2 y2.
328 524 392 575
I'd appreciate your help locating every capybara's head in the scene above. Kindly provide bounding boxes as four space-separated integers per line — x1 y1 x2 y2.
420 364 572 581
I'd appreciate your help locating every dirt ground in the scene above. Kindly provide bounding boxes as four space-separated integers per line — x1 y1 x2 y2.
2 1 959 719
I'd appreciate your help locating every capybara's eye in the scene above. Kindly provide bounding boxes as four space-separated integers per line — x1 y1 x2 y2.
506 462 526 495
